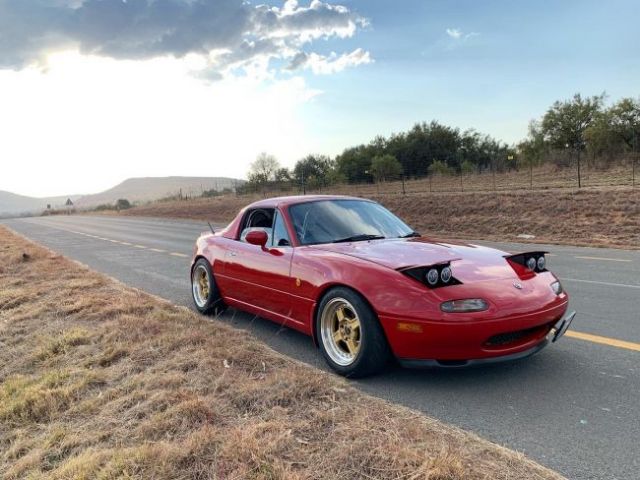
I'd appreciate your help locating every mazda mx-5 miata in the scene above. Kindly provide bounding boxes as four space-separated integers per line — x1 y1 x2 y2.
190 195 575 377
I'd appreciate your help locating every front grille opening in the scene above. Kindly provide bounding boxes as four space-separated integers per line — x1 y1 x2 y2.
485 324 550 347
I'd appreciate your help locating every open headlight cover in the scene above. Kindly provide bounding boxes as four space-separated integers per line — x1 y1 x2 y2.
506 251 548 274
401 262 462 289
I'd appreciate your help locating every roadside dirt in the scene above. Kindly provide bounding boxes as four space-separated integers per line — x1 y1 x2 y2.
0 226 564 479
119 187 640 249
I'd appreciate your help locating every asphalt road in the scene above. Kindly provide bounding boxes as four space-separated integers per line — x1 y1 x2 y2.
3 215 639 480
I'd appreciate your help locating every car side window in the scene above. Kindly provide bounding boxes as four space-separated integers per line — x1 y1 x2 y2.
239 208 274 243
272 210 291 247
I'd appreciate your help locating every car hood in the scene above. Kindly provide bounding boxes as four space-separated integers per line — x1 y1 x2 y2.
310 237 519 283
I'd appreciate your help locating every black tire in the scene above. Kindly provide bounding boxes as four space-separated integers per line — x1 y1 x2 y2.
315 287 390 378
191 258 225 315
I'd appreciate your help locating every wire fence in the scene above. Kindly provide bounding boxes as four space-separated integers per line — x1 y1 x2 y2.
237 154 638 198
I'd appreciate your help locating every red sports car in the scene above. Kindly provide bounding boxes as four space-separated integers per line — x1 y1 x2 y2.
190 195 575 377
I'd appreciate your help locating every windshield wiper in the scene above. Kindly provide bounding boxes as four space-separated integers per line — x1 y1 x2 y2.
400 231 421 238
333 234 386 243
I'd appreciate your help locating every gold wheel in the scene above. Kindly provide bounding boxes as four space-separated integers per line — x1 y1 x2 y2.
192 264 211 308
320 298 362 366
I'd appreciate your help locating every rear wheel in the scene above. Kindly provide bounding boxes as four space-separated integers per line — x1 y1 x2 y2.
191 258 224 315
316 287 390 377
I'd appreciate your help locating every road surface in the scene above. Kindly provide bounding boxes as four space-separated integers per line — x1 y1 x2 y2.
3 215 639 480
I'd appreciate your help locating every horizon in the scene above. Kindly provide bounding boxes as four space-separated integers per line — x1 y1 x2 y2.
2 0 639 198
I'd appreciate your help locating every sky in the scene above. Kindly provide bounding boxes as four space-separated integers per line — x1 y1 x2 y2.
1 0 638 197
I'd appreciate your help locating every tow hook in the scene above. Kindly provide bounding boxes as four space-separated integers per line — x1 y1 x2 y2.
552 311 576 343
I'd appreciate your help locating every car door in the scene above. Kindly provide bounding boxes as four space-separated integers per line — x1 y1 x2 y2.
222 209 300 325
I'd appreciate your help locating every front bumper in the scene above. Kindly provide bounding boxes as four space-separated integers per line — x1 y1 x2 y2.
397 310 576 369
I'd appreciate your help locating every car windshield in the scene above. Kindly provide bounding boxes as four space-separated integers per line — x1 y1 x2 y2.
289 199 414 246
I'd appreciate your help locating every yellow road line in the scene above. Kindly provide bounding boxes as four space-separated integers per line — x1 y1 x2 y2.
575 256 632 263
170 252 188 258
566 331 640 352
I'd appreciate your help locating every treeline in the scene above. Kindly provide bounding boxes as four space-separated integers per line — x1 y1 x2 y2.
241 93 639 192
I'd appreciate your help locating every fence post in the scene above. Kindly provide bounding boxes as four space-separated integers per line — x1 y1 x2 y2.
530 160 533 190
577 150 582 188
492 158 497 191
429 175 432 193
460 171 464 192
401 174 406 195
634 134 638 188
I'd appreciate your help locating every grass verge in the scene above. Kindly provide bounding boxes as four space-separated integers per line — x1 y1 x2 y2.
117 187 639 250
0 226 563 479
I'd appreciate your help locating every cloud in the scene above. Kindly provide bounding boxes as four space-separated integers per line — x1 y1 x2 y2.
287 47 371 74
446 28 462 40
0 0 370 78
445 27 479 42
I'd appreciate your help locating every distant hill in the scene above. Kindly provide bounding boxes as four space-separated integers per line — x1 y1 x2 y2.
74 176 242 207
0 176 243 217
0 191 81 217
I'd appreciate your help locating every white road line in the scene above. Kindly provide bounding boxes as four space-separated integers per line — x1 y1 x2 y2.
170 252 189 258
149 248 166 253
563 278 640 290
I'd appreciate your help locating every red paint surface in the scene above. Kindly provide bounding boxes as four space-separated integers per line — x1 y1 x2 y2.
193 195 569 362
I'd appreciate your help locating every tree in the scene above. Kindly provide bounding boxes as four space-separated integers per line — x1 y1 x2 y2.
370 154 402 182
336 146 374 183
115 198 131 210
460 159 475 174
273 167 291 182
428 160 454 176
541 93 605 185
608 97 640 152
294 154 338 188
518 120 548 168
541 93 605 150
248 152 280 183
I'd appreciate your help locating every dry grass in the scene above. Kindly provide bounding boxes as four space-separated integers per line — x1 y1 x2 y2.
0 226 564 479
119 187 639 250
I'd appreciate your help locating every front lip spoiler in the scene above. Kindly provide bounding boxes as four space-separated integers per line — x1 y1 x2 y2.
552 310 576 343
399 310 577 369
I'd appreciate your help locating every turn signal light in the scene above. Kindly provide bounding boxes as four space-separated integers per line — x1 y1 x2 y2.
397 322 424 333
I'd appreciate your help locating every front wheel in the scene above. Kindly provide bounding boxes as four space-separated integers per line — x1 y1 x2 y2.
316 287 390 378
191 258 224 315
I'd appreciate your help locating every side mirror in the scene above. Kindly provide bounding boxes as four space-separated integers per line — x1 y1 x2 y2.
245 230 268 249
